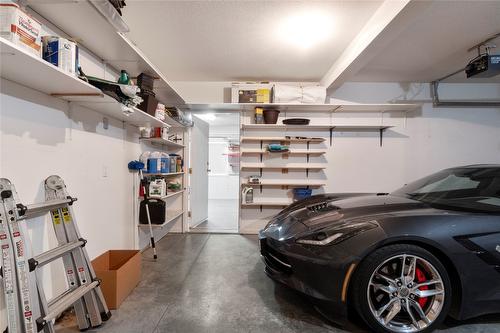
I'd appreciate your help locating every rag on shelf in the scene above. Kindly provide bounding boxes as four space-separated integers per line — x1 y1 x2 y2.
273 84 326 104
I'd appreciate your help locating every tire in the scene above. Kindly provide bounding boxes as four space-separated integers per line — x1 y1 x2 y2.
351 244 452 333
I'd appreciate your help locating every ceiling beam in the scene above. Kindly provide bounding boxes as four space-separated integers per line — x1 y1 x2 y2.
320 0 432 92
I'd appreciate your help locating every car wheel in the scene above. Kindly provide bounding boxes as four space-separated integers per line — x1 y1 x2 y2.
352 244 451 333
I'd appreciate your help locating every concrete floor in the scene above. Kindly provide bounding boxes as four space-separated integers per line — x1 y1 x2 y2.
58 234 500 333
191 199 238 233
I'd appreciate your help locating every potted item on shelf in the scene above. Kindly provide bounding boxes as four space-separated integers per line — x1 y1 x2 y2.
283 118 310 125
242 187 254 204
263 109 280 124
293 188 312 201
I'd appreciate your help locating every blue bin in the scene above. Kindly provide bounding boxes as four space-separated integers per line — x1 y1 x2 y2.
293 188 312 201
160 156 170 173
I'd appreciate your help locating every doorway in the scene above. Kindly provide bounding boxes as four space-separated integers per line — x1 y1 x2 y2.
190 113 240 233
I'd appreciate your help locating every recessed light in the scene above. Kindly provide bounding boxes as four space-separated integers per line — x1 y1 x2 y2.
277 10 333 50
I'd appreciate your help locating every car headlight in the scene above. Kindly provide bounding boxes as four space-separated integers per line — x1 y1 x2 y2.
296 221 378 246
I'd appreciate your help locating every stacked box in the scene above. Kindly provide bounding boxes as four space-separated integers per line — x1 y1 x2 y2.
42 36 79 75
0 3 42 57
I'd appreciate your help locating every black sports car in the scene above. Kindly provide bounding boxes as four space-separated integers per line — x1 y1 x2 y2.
259 165 500 333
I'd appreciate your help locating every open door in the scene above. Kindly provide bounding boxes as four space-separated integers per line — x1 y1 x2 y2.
188 117 209 228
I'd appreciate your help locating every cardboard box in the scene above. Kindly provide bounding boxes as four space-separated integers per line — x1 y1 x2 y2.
91 250 141 309
231 83 273 103
0 3 42 57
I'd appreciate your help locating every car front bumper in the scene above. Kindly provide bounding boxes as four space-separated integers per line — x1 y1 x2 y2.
259 231 356 318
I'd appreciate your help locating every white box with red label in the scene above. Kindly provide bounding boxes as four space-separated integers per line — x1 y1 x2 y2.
0 3 42 57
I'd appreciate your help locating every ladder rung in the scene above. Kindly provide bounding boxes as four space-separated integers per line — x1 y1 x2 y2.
37 281 100 331
20 197 76 219
29 239 86 272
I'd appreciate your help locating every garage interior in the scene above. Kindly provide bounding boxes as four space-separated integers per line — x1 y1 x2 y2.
0 1 499 333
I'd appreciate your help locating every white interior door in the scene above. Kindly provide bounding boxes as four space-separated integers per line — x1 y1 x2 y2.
189 117 209 227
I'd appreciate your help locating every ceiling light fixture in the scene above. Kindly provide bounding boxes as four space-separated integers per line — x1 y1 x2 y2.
277 10 333 50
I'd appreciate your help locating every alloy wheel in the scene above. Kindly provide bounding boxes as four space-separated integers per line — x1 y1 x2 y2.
366 254 445 332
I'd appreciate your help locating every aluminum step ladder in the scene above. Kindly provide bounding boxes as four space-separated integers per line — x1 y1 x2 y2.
0 177 111 332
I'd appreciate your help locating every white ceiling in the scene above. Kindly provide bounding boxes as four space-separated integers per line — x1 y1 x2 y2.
351 1 500 83
121 1 382 82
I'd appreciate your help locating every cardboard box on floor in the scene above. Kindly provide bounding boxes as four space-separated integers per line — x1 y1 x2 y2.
91 250 141 309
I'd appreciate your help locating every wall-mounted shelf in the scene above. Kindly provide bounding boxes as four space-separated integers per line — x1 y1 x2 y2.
240 163 325 171
0 38 174 128
241 124 333 130
140 137 185 148
241 136 325 143
139 190 184 201
144 172 184 177
138 211 183 229
186 103 419 113
241 201 292 207
240 149 326 155
241 180 325 187
26 1 184 106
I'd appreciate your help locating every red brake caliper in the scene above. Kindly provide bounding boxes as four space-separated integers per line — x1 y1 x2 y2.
415 267 429 308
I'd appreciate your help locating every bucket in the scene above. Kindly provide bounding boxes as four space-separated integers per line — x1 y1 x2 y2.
263 109 280 124
293 188 312 201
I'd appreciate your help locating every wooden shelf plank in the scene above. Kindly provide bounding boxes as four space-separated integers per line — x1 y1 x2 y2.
140 137 185 148
240 136 325 143
241 124 333 130
186 103 419 113
333 125 394 131
241 180 325 187
241 201 293 207
144 172 184 177
240 149 326 155
241 163 326 170
138 211 183 228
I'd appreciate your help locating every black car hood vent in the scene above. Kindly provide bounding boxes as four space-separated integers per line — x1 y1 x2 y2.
306 201 339 213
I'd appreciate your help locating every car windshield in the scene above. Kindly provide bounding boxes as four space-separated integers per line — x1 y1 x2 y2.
392 167 500 213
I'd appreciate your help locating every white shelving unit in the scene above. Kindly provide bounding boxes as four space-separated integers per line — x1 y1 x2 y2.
240 163 326 171
26 0 185 106
240 148 326 155
138 211 184 229
0 38 174 128
139 137 185 148
242 180 326 187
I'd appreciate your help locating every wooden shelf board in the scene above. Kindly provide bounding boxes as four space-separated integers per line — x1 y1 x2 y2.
140 137 185 148
27 1 184 106
144 172 184 177
241 163 326 170
138 211 183 228
242 180 325 187
186 103 419 113
240 149 326 155
241 201 293 207
241 124 333 130
240 137 325 143
333 125 394 131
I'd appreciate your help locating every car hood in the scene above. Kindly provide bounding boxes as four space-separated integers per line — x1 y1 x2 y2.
262 194 429 240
